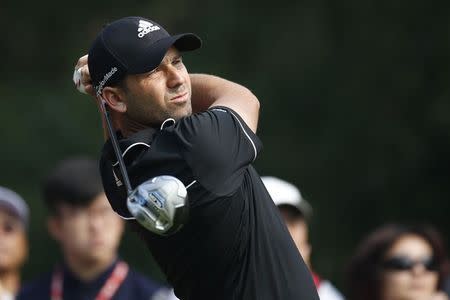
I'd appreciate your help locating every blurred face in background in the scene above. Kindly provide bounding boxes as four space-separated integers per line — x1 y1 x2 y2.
380 234 440 300
0 208 27 273
286 219 311 268
48 193 124 267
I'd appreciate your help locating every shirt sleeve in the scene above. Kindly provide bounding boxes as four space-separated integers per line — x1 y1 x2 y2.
165 106 262 196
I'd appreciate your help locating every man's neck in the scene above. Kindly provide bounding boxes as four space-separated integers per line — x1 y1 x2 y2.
126 117 167 137
64 254 117 282
0 270 20 295
114 114 148 138
103 110 146 140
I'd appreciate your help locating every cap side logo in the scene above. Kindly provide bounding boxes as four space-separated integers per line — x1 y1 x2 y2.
138 20 160 38
95 67 118 96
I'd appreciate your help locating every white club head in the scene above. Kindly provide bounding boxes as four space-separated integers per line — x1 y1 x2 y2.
127 175 189 235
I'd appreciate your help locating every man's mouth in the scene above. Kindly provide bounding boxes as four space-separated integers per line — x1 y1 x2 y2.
170 92 188 103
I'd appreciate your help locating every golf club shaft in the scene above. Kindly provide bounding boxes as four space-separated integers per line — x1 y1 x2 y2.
101 99 133 195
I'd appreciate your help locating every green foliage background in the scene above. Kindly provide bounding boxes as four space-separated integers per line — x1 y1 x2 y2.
1 0 449 295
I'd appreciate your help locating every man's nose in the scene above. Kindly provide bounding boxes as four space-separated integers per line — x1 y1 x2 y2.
166 66 184 89
88 215 104 232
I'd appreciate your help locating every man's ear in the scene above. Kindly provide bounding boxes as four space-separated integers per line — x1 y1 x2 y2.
47 216 62 242
102 86 127 113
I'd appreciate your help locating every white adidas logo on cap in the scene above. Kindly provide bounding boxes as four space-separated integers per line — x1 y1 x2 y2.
137 20 160 38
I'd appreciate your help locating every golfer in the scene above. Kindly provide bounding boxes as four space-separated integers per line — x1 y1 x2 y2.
75 16 319 300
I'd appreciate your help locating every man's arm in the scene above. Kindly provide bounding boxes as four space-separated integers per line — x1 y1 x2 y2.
72 55 259 134
190 74 260 133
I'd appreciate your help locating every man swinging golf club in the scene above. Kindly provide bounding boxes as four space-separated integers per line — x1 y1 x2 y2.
74 16 319 300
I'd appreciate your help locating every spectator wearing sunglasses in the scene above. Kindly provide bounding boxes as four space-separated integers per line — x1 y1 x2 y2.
0 187 29 300
347 223 449 300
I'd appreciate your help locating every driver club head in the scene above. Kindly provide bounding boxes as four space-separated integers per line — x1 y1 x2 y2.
127 175 189 235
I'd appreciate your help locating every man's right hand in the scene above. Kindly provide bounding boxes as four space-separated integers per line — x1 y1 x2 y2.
73 54 96 97
73 54 121 140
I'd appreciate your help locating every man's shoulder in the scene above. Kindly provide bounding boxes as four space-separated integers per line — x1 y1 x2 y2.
17 272 52 300
172 106 246 133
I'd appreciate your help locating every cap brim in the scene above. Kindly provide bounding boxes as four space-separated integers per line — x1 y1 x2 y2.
172 33 202 51
128 33 202 75
276 200 313 220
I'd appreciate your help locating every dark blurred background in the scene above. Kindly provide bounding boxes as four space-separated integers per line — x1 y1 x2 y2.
1 0 449 295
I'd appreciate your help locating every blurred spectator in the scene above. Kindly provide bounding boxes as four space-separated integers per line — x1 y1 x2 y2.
0 187 28 300
262 176 344 300
17 157 172 300
347 223 449 300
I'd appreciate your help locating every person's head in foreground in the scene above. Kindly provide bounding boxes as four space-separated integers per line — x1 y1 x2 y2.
88 16 201 129
347 223 449 300
261 176 313 267
43 157 124 279
0 186 28 295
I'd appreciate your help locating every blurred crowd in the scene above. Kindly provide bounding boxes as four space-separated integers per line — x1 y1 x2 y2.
0 156 448 300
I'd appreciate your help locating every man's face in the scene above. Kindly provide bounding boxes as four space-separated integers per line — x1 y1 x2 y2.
286 219 311 267
121 47 192 127
49 194 124 266
278 207 312 268
0 208 27 272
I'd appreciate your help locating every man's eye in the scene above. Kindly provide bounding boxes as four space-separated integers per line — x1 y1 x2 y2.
147 68 159 76
173 58 182 65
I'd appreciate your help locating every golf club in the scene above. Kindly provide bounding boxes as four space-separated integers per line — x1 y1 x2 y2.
100 98 189 235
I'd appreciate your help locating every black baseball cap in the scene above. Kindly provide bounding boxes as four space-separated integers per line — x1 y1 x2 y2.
88 16 202 95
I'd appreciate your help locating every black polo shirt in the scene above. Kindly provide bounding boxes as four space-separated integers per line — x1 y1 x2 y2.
17 260 166 300
100 107 319 300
